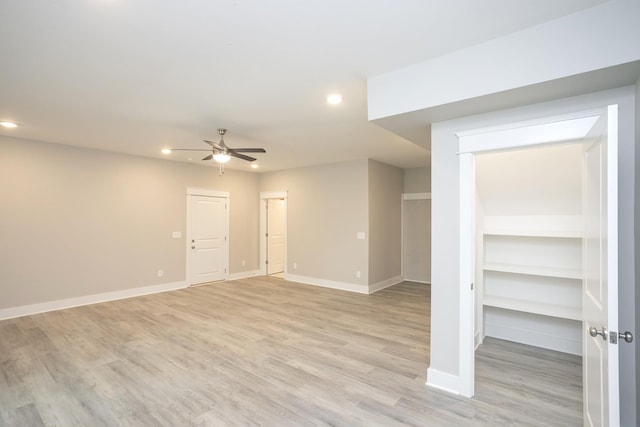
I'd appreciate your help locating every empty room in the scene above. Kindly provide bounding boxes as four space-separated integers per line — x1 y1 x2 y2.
1 1 639 426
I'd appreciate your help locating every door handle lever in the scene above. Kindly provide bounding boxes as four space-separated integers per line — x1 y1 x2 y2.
589 326 608 341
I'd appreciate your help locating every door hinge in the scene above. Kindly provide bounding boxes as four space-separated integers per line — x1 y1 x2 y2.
266 260 269 265
225 236 227 241
470 282 474 290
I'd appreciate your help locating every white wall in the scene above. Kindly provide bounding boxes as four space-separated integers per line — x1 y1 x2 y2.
368 0 640 122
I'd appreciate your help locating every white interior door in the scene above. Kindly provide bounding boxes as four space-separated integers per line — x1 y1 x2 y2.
188 195 227 284
267 198 286 275
583 105 619 427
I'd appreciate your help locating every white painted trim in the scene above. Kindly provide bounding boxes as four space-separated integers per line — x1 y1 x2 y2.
458 152 475 398
285 273 369 294
0 281 188 321
403 192 431 200
404 279 431 285
606 104 620 427
400 194 405 280
186 191 230 285
369 275 403 294
186 187 230 198
426 368 462 396
226 269 261 281
260 191 288 199
457 110 603 154
259 191 288 276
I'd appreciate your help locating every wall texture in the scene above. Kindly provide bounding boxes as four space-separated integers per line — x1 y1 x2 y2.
368 160 403 287
0 136 259 310
258 160 369 287
403 167 431 193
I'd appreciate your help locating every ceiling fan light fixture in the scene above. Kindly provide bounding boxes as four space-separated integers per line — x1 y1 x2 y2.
213 153 231 163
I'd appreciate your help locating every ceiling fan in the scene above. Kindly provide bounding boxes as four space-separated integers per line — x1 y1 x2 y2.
168 128 266 174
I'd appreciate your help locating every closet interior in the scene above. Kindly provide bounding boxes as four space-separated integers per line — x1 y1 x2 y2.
474 142 585 356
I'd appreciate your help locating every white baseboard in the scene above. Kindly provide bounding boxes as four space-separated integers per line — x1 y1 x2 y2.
226 269 261 281
485 321 581 355
284 273 369 294
0 280 188 321
426 367 462 396
404 277 431 284
369 275 403 293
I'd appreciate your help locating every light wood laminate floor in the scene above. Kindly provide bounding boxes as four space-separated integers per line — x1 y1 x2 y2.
0 277 582 426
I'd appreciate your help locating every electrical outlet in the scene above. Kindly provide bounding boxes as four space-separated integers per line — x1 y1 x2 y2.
157 270 164 277
293 262 297 270
356 270 361 278
242 260 246 266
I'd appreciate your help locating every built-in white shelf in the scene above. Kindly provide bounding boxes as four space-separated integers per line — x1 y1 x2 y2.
482 262 582 280
483 229 582 238
483 296 582 321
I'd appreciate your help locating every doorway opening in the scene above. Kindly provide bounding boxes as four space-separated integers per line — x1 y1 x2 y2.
457 106 619 425
259 191 287 277
402 193 431 284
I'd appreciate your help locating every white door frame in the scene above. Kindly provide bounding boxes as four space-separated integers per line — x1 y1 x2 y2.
456 109 608 399
186 187 230 284
259 191 288 276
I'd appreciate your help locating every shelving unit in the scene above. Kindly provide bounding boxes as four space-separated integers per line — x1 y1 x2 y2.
473 144 586 356
478 216 583 355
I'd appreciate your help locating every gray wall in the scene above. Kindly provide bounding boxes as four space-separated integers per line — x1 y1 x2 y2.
431 87 637 423
368 159 403 285
258 160 369 286
403 166 431 193
0 136 260 309
403 166 431 284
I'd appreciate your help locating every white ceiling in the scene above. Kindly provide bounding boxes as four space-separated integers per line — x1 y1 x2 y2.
0 0 607 172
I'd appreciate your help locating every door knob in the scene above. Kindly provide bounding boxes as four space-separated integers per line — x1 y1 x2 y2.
619 331 634 343
191 245 196 249
589 326 608 341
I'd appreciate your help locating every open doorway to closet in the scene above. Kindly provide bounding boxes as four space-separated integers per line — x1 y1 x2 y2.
259 191 287 277
458 106 620 425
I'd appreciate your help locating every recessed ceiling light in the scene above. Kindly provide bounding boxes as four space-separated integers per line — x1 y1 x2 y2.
327 94 342 105
0 121 18 128
251 164 259 169
161 148 172 154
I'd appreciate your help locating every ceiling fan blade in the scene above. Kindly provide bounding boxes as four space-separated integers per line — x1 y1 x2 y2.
203 140 223 150
169 148 212 151
202 154 213 161
229 148 266 153
229 151 256 162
